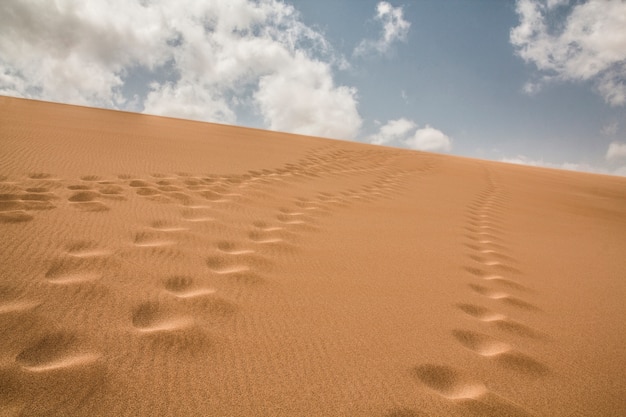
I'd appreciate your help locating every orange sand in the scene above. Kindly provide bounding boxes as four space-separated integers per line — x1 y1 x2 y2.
1 95 625 416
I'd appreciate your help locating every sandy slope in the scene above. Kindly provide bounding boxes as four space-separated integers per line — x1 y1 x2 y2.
1 96 625 416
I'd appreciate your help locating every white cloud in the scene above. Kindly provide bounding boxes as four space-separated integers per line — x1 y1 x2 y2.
254 52 361 138
354 1 410 57
501 155 595 171
546 0 568 9
368 119 452 152
401 89 409 103
614 165 626 176
0 0 361 139
601 122 618 137
368 118 416 145
405 125 452 152
510 0 626 106
606 142 626 161
499 154 626 176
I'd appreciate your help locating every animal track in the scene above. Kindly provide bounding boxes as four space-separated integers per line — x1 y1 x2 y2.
468 284 538 311
411 364 487 399
482 276 529 292
452 330 512 356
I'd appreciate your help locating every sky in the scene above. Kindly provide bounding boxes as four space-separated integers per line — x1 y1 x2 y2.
1 0 626 176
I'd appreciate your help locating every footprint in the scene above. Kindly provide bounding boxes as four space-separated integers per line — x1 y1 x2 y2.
483 261 521 274
68 184 92 190
276 213 306 225
482 276 529 292
181 208 215 222
128 180 150 187
456 303 542 339
0 299 40 314
479 250 515 262
131 302 192 332
68 191 99 202
464 266 487 277
135 187 160 196
66 241 112 258
68 191 109 211
217 241 255 255
456 303 507 322
198 190 230 202
98 184 125 198
206 256 250 274
0 193 55 212
28 173 53 179
45 260 102 285
451 330 512 356
0 285 40 314
71 201 110 212
252 221 283 232
469 284 538 311
163 276 216 298
0 210 33 223
469 283 509 299
150 220 188 232
16 332 99 372
167 191 194 205
20 193 56 202
411 364 487 399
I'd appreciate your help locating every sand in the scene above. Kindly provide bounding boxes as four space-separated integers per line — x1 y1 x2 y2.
1 95 625 416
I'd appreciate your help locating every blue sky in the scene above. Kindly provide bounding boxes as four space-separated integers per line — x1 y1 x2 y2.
1 0 625 175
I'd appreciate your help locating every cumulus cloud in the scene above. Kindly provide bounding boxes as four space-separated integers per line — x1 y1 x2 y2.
606 142 626 161
510 0 626 106
368 119 452 152
405 125 452 152
0 0 361 139
354 1 410 57
368 118 416 145
254 52 361 138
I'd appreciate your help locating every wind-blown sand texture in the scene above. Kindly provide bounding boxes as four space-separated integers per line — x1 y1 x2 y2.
1 96 625 416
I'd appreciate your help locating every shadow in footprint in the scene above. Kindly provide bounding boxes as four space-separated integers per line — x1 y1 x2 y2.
411 364 487 400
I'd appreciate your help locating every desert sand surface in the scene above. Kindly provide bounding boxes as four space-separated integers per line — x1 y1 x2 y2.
1 95 625 416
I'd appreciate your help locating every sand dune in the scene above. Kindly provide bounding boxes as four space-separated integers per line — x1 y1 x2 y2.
1 96 625 416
